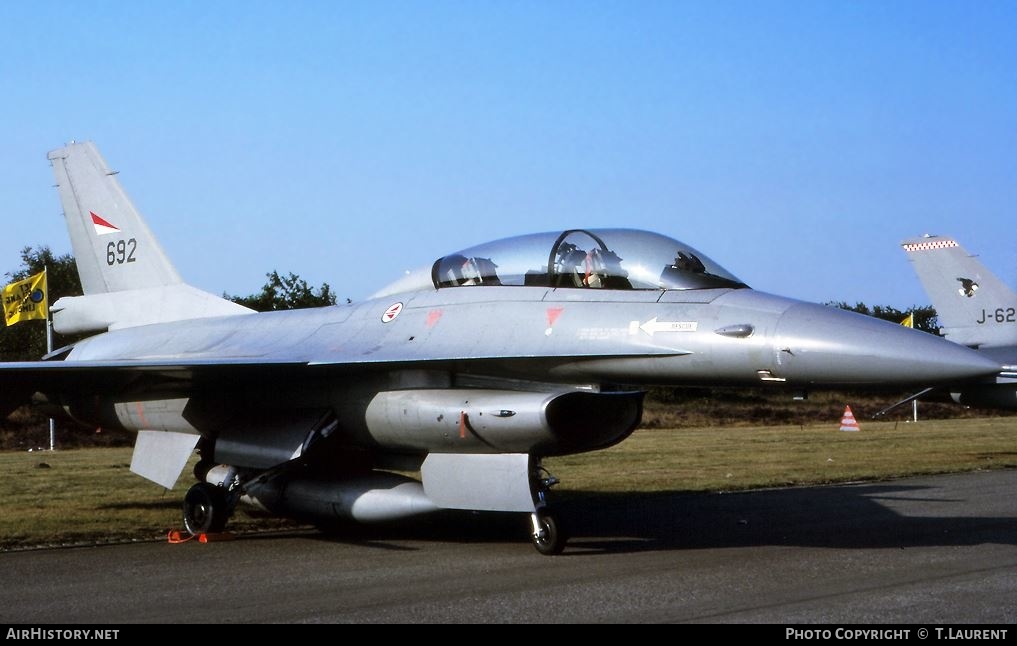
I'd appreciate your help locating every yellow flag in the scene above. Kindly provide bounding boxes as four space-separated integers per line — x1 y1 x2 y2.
900 313 914 328
3 271 47 326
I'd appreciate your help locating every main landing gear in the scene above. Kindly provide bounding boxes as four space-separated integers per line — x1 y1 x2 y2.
183 466 240 536
529 466 566 555
183 483 229 535
180 457 570 554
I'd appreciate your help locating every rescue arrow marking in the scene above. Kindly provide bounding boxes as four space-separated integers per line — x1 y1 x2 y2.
631 317 698 336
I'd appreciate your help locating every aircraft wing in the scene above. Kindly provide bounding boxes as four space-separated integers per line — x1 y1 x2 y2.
0 358 305 417
0 346 690 412
2 345 690 374
0 358 307 394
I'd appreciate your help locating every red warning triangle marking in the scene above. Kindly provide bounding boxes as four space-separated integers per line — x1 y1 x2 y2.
839 405 861 432
546 307 564 328
90 211 121 235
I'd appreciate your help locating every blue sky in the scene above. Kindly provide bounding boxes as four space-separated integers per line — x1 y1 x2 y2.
1 1 1014 307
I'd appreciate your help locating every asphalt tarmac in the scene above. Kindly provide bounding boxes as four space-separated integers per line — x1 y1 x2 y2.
1 469 1015 623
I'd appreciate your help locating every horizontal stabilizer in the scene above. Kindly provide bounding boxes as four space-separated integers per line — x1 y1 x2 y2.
51 285 251 334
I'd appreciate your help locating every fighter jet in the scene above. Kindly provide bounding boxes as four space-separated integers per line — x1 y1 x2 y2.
901 235 1017 410
0 143 1000 554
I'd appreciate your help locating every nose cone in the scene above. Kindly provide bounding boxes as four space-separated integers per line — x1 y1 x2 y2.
774 303 1000 385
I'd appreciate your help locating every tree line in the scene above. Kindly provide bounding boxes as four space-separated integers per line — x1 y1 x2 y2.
825 301 938 334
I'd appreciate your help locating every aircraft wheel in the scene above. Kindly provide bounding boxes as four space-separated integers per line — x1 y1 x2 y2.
531 511 566 556
193 459 214 483
183 482 228 535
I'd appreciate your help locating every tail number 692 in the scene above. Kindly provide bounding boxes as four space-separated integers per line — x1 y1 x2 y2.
106 238 137 265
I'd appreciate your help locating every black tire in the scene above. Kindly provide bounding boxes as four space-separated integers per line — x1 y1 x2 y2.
192 459 214 483
531 512 566 556
183 482 228 535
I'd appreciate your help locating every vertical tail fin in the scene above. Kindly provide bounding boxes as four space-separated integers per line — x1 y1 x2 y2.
902 235 1017 348
48 141 182 294
46 142 251 334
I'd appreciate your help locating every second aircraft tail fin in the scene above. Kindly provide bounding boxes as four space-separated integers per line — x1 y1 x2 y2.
902 235 1017 348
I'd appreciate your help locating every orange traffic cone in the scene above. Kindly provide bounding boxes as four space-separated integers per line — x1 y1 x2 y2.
839 405 861 432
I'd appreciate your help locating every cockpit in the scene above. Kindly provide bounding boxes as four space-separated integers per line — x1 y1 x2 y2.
430 229 746 291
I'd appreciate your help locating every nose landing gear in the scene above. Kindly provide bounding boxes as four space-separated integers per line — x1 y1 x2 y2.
529 466 566 555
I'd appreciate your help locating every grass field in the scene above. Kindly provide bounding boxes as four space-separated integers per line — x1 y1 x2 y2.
2 417 1015 550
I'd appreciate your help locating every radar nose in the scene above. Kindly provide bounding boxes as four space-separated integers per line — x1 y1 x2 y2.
774 303 999 385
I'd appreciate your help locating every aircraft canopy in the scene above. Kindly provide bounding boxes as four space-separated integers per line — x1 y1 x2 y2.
430 228 746 291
